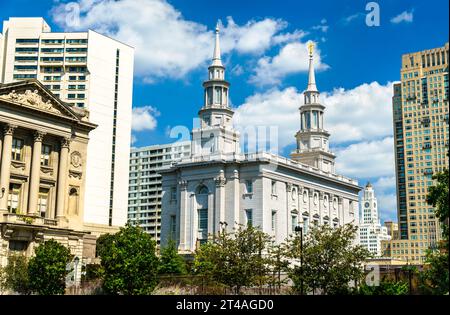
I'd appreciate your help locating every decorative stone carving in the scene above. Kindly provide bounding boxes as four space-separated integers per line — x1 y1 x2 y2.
33 130 46 142
286 183 292 192
40 166 54 176
214 171 226 187
0 89 62 114
70 151 82 168
61 137 71 148
11 160 26 170
69 170 82 179
3 124 17 135
179 180 188 190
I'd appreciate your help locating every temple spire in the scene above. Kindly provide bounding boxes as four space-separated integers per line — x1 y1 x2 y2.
211 21 223 67
306 41 318 92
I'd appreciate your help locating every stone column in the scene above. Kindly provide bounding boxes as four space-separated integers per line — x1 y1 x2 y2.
318 191 324 225
231 170 239 230
308 188 315 224
0 124 16 212
285 183 292 239
178 180 188 251
214 171 226 235
0 135 3 169
56 137 70 220
338 197 344 226
28 131 46 216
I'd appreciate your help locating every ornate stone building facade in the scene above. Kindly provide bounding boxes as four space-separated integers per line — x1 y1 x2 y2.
160 25 361 254
0 79 96 273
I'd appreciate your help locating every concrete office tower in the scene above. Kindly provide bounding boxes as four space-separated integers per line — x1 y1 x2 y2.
0 18 134 234
358 183 391 256
128 141 191 245
387 42 449 263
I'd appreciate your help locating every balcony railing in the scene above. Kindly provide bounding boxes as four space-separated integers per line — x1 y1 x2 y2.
1 212 58 226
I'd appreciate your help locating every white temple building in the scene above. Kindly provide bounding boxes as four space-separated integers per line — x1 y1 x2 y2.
160 23 361 253
359 182 391 256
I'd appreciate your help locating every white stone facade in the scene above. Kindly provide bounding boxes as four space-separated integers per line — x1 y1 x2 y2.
359 183 391 256
160 25 361 253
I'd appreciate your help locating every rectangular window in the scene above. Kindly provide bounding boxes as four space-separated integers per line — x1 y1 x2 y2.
38 188 49 218
245 180 253 193
245 209 253 227
8 240 29 252
170 187 177 201
271 180 277 195
303 217 309 234
291 214 298 232
11 138 24 161
271 210 277 232
170 215 176 240
7 183 21 214
198 209 208 230
41 144 52 166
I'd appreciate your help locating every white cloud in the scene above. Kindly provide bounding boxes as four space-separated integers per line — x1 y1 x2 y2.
132 106 160 131
231 64 244 76
312 25 329 33
324 82 395 143
390 10 414 24
371 176 397 222
249 41 329 86
235 81 394 147
221 16 305 55
131 134 137 145
51 0 306 82
312 19 329 33
342 13 365 24
334 137 395 178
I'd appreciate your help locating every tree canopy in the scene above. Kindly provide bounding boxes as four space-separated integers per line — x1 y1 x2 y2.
28 239 72 295
98 224 159 295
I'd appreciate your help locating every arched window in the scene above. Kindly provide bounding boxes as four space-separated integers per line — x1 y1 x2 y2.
197 185 209 195
69 187 79 215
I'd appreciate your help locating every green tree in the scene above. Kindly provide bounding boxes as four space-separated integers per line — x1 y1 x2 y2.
426 168 449 242
420 168 449 295
358 278 408 295
267 242 290 290
28 240 72 295
158 239 186 275
99 224 159 295
287 224 371 295
419 249 449 295
95 233 115 258
193 224 273 294
2 254 30 294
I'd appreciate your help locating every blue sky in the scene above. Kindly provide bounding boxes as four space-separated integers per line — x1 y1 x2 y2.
1 0 449 223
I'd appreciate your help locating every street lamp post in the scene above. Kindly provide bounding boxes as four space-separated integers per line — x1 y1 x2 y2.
294 225 303 295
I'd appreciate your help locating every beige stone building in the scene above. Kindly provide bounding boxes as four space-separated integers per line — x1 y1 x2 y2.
385 42 449 264
0 79 99 274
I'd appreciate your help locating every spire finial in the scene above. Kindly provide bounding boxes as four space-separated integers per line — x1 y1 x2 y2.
306 41 318 92
211 19 223 67
307 41 314 58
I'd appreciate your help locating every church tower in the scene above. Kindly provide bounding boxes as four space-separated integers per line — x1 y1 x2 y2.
291 42 335 173
191 22 240 157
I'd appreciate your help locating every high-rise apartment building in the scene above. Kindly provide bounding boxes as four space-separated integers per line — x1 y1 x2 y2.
386 42 449 263
384 221 399 240
358 183 390 256
128 141 191 244
0 18 134 234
